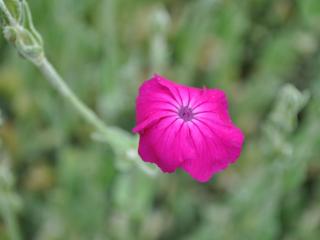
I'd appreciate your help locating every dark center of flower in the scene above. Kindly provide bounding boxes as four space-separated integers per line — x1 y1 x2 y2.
178 106 194 122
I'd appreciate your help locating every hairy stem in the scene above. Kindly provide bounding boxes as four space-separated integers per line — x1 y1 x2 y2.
0 0 157 181
36 57 109 134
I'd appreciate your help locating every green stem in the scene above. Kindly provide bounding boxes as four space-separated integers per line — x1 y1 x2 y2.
36 57 109 134
0 0 158 178
35 57 158 176
1 0 109 136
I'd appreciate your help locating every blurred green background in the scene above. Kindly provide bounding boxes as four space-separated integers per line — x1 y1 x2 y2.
1 0 320 239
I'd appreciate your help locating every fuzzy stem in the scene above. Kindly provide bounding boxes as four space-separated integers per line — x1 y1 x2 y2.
36 57 109 134
0 0 158 179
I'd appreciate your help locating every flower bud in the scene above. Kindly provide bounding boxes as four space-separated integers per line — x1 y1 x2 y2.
1 0 44 64
3 25 17 42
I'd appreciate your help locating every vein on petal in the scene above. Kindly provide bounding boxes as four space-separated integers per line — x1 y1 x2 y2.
192 118 234 161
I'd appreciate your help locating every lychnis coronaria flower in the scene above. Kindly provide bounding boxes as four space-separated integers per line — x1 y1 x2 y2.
133 75 244 182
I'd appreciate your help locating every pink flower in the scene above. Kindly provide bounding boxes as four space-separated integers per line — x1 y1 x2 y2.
133 75 244 182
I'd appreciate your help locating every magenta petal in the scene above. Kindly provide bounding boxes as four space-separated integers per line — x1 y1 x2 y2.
155 75 185 106
138 118 187 172
133 109 176 133
194 89 231 122
181 122 243 182
194 117 244 163
134 76 179 132
180 123 223 182
138 130 159 165
133 74 245 182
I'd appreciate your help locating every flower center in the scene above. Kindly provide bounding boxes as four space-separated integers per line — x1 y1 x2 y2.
178 106 194 122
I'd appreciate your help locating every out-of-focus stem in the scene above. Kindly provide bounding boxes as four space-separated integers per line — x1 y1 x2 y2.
36 57 109 134
35 57 158 176
1 0 110 135
0 0 158 177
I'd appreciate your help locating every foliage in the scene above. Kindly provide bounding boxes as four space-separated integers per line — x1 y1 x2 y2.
0 0 320 239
